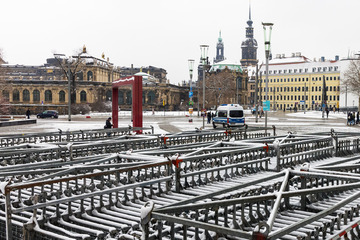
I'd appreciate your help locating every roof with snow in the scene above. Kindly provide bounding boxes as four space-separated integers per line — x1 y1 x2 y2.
209 59 243 73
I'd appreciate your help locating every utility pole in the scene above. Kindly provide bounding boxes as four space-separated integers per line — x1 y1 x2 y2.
273 86 276 111
67 63 72 121
322 75 326 119
255 64 259 123
304 82 306 114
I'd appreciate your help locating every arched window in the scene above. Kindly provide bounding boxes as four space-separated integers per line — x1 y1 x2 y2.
77 71 83 81
147 91 155 104
106 90 112 101
45 90 52 102
80 90 87 102
23 89 30 102
87 71 93 81
13 90 20 101
2 90 9 101
33 90 40 102
118 91 124 104
126 91 132 104
59 90 65 102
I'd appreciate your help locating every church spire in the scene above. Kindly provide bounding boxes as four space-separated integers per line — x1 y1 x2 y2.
247 1 253 27
214 30 224 63
240 0 258 67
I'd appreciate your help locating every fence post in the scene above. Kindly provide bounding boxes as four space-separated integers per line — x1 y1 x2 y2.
272 125 276 136
140 201 154 240
4 186 13 240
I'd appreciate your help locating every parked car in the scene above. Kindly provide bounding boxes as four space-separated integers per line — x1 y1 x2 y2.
37 110 58 119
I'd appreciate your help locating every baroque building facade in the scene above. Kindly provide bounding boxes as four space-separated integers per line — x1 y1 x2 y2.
0 46 190 115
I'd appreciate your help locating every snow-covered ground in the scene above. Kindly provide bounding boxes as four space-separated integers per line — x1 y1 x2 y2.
0 110 358 136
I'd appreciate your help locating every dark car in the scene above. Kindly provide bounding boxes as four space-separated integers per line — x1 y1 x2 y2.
37 110 59 119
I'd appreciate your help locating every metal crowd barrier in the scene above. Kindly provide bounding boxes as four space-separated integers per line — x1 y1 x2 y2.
2 130 360 239
0 126 155 147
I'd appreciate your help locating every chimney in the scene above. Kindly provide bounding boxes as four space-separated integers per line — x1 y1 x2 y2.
335 55 339 61
321 56 325 62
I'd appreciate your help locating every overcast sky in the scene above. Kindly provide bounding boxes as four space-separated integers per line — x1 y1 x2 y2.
1 0 360 85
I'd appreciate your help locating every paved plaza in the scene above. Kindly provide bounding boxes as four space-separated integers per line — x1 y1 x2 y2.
0 110 358 136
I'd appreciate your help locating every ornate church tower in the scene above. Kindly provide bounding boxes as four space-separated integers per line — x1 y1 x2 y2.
214 31 224 63
240 5 258 67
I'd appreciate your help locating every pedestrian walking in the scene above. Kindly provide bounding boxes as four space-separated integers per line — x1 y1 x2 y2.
207 111 211 124
26 109 31 119
357 111 360 124
326 107 329 119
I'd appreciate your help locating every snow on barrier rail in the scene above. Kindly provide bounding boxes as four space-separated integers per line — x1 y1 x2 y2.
1 130 360 239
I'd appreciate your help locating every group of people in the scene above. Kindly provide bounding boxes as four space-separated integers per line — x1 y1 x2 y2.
207 111 215 124
347 111 360 126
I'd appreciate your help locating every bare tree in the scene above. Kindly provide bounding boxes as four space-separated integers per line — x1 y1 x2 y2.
0 49 10 115
343 60 360 96
200 70 236 109
53 51 85 104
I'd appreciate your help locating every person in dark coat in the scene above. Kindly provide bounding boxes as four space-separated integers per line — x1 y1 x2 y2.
357 111 359 124
207 112 212 124
26 109 31 119
104 117 113 136
325 107 329 119
105 117 113 129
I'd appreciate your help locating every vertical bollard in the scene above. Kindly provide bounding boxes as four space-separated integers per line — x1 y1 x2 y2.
300 163 309 211
140 201 154 240
272 125 276 136
5 190 13 240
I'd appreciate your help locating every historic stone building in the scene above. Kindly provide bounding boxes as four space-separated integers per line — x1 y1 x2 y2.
0 46 190 115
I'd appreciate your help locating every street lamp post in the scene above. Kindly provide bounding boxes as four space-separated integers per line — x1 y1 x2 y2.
200 44 209 129
188 59 195 122
262 22 273 135
304 82 306 114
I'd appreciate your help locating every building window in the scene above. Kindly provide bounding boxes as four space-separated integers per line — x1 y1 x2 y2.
312 68 316 72
13 90 20 101
106 90 112 101
284 70 287 74
305 68 308 73
59 90 65 102
299 69 302 73
23 89 30 102
334 66 338 71
147 91 155 104
126 91 132 104
77 71 83 81
80 90 87 102
45 90 52 102
289 69 292 73
87 71 93 81
118 91 124 104
33 90 40 102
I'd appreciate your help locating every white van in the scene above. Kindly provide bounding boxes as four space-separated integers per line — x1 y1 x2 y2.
212 104 245 128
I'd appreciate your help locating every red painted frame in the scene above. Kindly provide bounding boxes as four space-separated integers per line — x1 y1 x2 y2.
112 75 143 133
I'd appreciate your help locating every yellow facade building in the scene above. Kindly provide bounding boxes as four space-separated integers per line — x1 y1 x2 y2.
259 53 340 110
